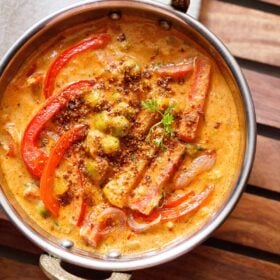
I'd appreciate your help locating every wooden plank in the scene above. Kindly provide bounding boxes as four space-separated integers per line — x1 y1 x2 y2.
0 204 279 278
249 135 280 192
214 193 280 255
0 206 8 220
1 246 279 280
258 0 280 5
1 194 279 258
134 245 280 280
0 252 115 279
0 256 47 280
0 217 42 254
242 68 280 129
200 0 280 66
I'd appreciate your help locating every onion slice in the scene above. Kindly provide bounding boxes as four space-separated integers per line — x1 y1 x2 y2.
128 213 161 233
97 207 127 235
174 152 216 189
80 207 127 247
161 185 214 221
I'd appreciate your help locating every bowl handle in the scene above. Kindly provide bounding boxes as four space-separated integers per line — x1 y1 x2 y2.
39 254 131 280
171 0 190 13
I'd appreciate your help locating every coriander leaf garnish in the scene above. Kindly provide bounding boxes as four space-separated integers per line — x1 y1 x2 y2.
153 136 166 151
162 111 174 135
142 99 175 148
141 99 159 112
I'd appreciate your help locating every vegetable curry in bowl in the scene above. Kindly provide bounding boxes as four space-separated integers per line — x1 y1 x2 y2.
0 15 242 255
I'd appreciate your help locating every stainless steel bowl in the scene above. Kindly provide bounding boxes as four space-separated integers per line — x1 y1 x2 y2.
0 0 256 275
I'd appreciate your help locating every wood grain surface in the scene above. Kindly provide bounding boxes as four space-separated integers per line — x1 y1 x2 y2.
242 68 280 129
1 246 279 280
0 257 47 280
258 0 280 5
213 193 280 254
133 246 280 280
249 135 280 192
1 193 279 257
0 217 42 254
200 0 280 66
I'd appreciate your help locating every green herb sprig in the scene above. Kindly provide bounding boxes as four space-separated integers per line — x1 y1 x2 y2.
141 99 175 149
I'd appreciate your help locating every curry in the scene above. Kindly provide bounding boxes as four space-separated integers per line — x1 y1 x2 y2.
0 16 242 255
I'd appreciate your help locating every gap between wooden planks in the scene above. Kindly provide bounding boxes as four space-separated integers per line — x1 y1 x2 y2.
199 0 280 130
249 135 280 192
200 0 280 67
0 245 279 280
241 68 280 130
213 193 280 255
255 0 280 6
0 193 279 257
134 245 280 280
0 256 47 280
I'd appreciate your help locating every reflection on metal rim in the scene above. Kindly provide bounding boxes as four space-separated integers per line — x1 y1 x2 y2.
0 0 256 272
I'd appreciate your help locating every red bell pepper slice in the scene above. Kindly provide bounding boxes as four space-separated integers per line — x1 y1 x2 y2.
40 124 87 217
178 57 211 142
21 80 94 178
154 59 194 79
160 185 214 221
163 190 195 208
43 33 111 98
132 185 214 222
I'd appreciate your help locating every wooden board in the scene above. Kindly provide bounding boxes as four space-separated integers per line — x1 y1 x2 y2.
258 0 280 5
1 246 279 280
1 194 279 258
0 206 7 220
133 246 280 280
249 135 280 192
200 0 280 66
0 217 42 254
0 257 47 280
242 68 280 129
214 193 280 254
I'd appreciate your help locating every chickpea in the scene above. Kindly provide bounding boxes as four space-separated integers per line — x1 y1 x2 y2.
122 58 141 81
111 115 130 137
157 97 181 114
85 157 109 183
83 129 104 157
84 90 103 108
85 159 100 180
112 102 136 118
111 92 122 102
101 135 120 154
92 112 110 132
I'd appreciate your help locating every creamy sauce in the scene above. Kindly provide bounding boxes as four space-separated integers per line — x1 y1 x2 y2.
0 16 242 255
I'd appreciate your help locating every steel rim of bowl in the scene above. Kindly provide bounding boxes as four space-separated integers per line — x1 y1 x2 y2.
0 0 256 271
